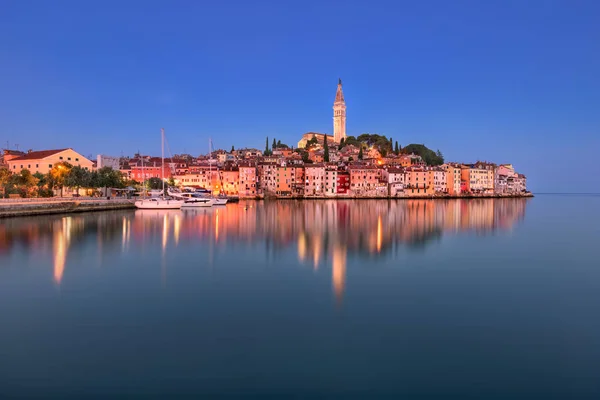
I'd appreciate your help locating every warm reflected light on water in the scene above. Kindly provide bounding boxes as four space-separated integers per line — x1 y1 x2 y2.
312 236 322 270
173 213 181 246
332 245 346 304
297 233 306 261
215 210 219 243
162 214 169 255
53 217 71 284
377 214 382 253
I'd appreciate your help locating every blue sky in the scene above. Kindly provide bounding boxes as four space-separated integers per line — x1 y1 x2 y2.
1 0 599 192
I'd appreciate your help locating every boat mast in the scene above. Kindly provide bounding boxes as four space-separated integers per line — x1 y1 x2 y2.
141 151 145 198
161 128 165 196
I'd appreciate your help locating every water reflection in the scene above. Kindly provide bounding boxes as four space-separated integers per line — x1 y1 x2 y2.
0 199 529 299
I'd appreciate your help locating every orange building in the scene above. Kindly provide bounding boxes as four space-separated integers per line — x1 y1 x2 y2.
276 166 293 196
405 167 435 196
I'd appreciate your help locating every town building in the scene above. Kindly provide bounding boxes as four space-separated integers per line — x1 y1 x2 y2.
7 148 93 175
324 165 338 196
348 165 379 196
305 164 325 196
443 164 462 195
381 167 406 197
238 164 258 197
96 155 120 170
405 166 435 196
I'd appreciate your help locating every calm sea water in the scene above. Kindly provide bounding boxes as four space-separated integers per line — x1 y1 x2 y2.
1 196 599 398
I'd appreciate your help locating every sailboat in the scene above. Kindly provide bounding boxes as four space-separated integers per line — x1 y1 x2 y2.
135 129 184 210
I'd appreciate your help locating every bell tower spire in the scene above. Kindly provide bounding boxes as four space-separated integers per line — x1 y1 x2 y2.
333 79 346 143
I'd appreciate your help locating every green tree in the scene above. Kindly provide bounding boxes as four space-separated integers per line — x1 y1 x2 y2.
231 145 235 152
277 139 281 148
13 169 39 197
302 151 310 163
395 141 400 155
323 135 330 162
358 146 364 160
272 138 277 150
402 144 444 165
50 162 73 196
338 137 345 150
96 167 125 196
146 177 162 190
33 172 53 197
0 167 11 198
65 166 91 194
167 176 176 187
265 136 270 156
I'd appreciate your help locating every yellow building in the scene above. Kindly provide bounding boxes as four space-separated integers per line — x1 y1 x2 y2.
7 148 94 175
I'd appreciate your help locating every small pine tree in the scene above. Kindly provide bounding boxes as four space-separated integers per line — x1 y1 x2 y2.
277 140 281 147
272 138 277 150
394 141 399 155
358 146 364 160
323 135 330 162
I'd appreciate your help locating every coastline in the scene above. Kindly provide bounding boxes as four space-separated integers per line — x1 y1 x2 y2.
244 193 535 201
0 199 136 219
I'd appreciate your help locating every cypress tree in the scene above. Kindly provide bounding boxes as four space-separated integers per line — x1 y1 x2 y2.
394 141 399 155
358 146 364 160
323 135 330 162
265 137 269 156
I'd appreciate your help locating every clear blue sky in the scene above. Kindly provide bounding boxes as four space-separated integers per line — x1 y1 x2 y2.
1 0 599 192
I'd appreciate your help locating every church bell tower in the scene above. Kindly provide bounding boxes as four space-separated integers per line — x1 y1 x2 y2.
333 78 346 143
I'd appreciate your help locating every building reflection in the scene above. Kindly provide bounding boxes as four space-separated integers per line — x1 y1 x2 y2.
0 199 529 299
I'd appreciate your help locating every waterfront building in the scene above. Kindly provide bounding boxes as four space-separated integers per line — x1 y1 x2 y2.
443 164 462 195
381 167 406 197
433 168 446 193
305 164 325 196
495 164 518 194
219 167 239 195
324 165 338 196
515 174 527 193
239 164 258 197
258 162 278 195
276 165 293 196
348 165 379 196
336 172 350 195
290 165 305 196
97 155 120 170
7 148 93 175
405 166 435 196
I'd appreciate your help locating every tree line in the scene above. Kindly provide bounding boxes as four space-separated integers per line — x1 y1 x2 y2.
0 162 128 198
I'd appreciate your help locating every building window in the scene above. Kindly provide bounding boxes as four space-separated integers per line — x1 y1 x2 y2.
59 157 63 160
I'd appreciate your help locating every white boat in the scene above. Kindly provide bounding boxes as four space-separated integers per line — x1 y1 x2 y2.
135 128 183 210
213 196 228 205
181 198 215 208
135 197 183 209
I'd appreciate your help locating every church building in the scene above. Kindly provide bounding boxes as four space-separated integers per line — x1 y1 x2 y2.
297 79 347 148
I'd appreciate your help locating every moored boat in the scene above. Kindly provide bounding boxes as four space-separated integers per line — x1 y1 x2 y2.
181 198 214 208
135 197 183 209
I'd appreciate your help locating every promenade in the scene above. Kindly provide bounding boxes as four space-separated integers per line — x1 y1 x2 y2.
0 198 135 218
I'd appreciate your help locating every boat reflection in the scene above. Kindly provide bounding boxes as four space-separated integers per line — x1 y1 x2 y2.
0 199 529 298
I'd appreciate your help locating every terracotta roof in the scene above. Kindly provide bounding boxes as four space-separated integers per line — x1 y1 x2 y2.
10 148 70 161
